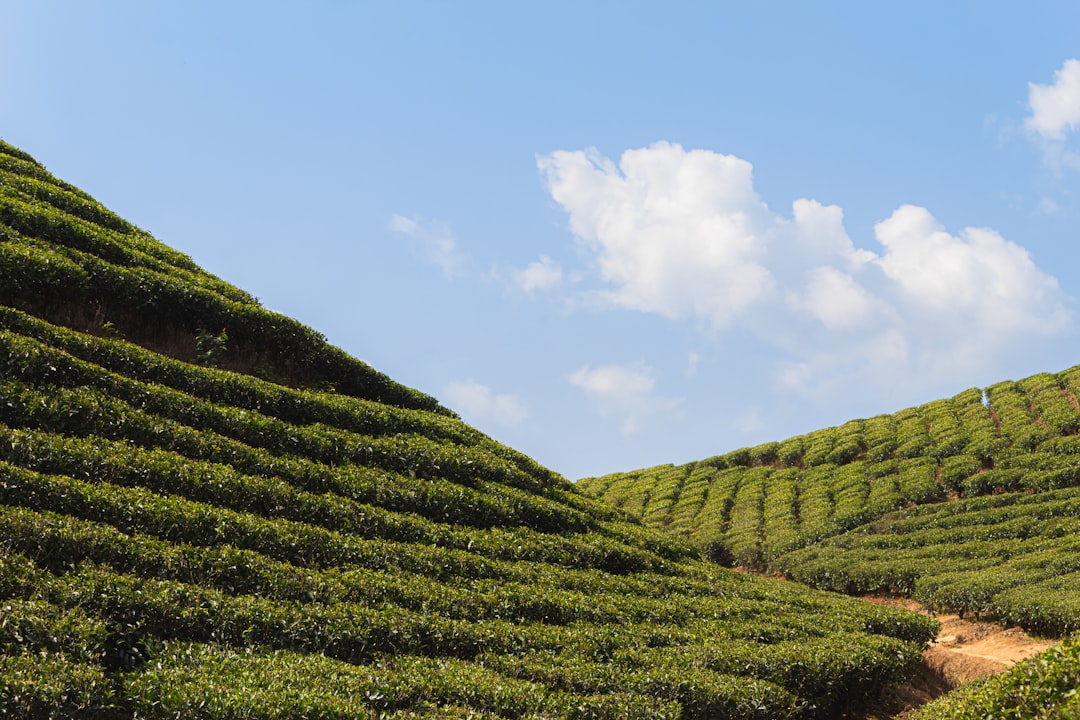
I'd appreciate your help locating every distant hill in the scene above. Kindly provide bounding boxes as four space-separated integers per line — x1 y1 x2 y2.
578 355 1080 717
579 371 1080 637
0 139 941 719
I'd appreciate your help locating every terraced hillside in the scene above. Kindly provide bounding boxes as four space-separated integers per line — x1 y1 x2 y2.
581 380 1080 716
579 373 1080 638
0 139 944 719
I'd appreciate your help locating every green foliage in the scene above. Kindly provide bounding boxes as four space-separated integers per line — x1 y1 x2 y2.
124 642 683 720
582 358 1080 657
911 635 1080 719
0 653 114 719
584 366 1080 573
776 487 1080 633
194 326 228 367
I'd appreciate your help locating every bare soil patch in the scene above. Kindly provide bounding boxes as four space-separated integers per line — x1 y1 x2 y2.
854 596 1056 718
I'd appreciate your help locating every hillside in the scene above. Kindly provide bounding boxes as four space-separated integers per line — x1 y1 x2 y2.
579 375 1080 637
0 139 946 719
580 370 1080 713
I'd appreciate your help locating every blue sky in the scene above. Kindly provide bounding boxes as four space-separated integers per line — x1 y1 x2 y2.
5 2 1080 479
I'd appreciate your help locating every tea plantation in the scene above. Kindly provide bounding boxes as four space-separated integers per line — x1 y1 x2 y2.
581 363 1080 715
0 139 952 718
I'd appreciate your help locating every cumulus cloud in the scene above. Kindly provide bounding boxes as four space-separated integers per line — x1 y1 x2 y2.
1025 58 1080 142
873 204 1068 336
790 266 882 331
513 255 563 295
443 379 528 428
538 143 885 330
540 142 1072 400
538 143 775 327
568 362 680 434
388 214 464 277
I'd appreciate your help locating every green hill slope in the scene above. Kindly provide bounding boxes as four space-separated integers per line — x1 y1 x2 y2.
909 635 1080 720
580 370 1080 718
0 139 938 719
579 373 1080 637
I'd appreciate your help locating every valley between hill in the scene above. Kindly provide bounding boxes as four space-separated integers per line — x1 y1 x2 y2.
583 381 1080 717
3 136 1079 719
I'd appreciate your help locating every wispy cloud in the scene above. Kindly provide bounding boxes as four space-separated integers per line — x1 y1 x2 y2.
1037 197 1060 215
443 379 528 428
513 255 563 295
568 362 681 435
738 406 765 433
388 214 465 277
684 352 702 378
540 142 1072 401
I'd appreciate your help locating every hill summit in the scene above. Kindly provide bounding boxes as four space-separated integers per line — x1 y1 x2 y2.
0 139 943 718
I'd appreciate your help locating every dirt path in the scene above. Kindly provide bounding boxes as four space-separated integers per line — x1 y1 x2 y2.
928 613 1054 681
857 596 1057 718
865 596 1054 683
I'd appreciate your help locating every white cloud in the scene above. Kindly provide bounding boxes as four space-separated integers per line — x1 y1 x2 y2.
568 362 680 434
873 204 1068 336
540 142 1072 401
539 142 775 327
1025 58 1080 142
791 266 881 331
388 214 464 277
443 379 528 428
789 198 875 271
513 255 563 295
